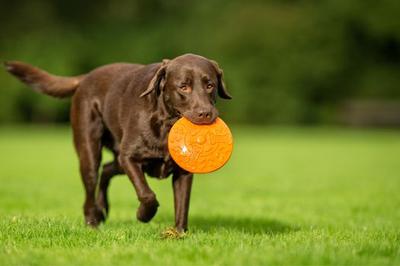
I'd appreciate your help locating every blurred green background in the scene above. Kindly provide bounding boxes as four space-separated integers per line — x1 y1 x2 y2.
1 0 400 125
1 2 400 264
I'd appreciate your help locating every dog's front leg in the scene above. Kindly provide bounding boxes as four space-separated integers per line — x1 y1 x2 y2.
172 169 193 232
119 155 159 222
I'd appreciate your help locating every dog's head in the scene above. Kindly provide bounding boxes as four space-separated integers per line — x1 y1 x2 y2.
141 54 232 124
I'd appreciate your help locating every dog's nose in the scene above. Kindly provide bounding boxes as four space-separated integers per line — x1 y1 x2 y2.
197 109 211 120
191 108 215 124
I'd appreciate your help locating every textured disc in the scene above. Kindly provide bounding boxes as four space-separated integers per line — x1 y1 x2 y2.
168 117 233 174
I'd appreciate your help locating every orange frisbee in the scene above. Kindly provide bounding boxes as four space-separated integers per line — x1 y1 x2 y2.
168 117 233 174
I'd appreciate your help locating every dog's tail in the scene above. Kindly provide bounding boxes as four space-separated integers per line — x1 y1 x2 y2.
4 61 85 98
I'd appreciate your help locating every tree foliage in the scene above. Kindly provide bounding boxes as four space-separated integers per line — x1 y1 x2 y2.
1 0 399 124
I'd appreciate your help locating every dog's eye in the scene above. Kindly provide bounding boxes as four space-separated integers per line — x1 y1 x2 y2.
178 84 191 93
206 83 214 91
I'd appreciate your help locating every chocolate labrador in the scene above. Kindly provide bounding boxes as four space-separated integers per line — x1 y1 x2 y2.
5 53 231 232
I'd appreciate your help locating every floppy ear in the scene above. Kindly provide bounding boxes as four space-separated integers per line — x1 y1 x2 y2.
210 60 232 99
140 59 170 97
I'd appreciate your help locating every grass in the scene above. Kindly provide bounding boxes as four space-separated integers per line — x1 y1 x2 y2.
0 125 399 265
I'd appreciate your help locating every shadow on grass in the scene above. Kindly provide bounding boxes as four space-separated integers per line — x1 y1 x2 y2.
105 214 297 236
189 215 298 235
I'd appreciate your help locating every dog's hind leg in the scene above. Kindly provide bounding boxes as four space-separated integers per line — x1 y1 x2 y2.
71 97 105 227
96 160 123 218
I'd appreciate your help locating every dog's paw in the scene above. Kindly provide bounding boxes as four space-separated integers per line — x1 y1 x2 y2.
85 208 106 227
161 227 187 239
136 199 159 223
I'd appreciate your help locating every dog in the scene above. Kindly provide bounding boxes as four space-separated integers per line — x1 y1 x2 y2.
5 54 231 232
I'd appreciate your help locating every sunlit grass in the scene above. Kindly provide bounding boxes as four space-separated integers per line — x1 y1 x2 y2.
0 125 399 265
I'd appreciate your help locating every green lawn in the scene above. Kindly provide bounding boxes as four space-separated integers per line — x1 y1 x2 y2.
0 126 399 265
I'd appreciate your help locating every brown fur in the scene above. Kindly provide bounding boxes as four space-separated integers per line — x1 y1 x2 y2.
5 53 231 232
